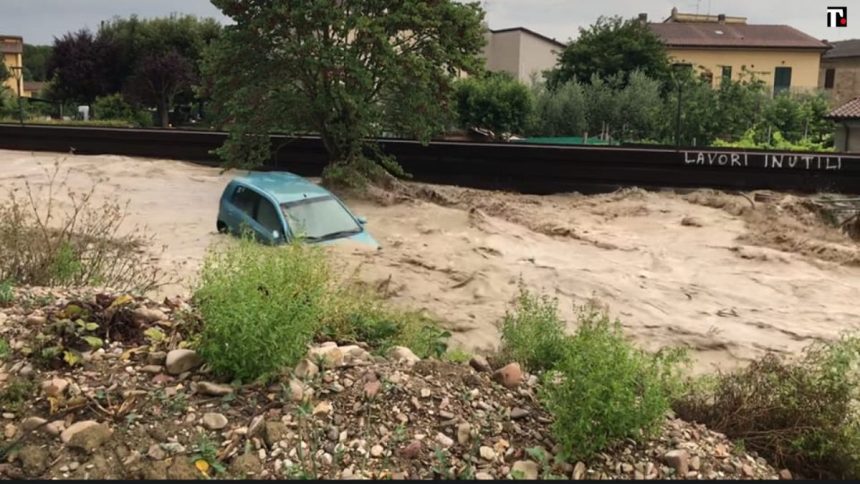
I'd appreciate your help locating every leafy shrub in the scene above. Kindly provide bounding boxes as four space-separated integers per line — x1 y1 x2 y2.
540 307 686 461
194 237 330 381
455 73 534 140
0 280 13 306
674 335 860 479
0 162 168 292
0 339 9 360
320 284 450 358
92 93 152 127
499 284 567 372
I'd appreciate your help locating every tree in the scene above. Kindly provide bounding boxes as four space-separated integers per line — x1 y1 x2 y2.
455 73 533 140
0 60 9 86
203 0 487 185
547 16 670 89
45 30 115 104
530 80 587 136
124 50 195 127
23 44 52 82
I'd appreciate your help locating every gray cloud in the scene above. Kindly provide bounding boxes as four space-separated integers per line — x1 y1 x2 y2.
0 0 857 45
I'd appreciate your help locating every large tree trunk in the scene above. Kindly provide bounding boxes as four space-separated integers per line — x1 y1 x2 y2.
158 94 169 128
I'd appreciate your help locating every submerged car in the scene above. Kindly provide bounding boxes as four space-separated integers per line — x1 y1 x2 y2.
217 171 379 248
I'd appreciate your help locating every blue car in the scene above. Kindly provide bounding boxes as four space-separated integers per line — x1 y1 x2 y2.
217 171 379 248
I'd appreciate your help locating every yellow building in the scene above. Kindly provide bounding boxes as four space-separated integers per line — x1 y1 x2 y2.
1 35 24 96
648 8 828 94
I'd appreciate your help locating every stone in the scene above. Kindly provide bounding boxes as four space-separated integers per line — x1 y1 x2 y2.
25 314 46 325
512 460 539 480
313 401 333 417
161 442 186 455
197 381 233 396
573 461 587 480
140 365 163 374
287 379 305 402
308 346 344 368
132 307 166 324
363 380 381 399
779 469 792 480
294 359 319 379
61 421 112 453
475 472 494 480
457 423 472 445
370 445 384 457
232 453 263 476
510 408 530 420
742 464 755 477
690 455 701 471
202 413 228 431
21 417 47 432
45 420 65 436
388 346 420 366
3 423 17 439
263 422 288 447
41 378 69 397
434 432 454 448
164 349 203 375
492 363 523 389
469 355 491 372
664 449 689 475
400 440 423 459
17 445 49 477
479 446 496 461
147 444 167 461
147 351 167 365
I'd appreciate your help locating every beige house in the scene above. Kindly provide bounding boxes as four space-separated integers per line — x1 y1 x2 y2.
1 35 24 96
819 39 860 107
482 27 565 84
827 97 860 152
648 8 828 94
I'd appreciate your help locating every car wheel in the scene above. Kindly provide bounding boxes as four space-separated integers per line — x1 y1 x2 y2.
217 221 228 234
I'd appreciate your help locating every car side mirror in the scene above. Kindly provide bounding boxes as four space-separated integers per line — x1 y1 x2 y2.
357 216 367 225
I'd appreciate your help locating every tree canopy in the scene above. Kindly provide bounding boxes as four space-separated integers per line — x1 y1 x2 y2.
23 44 52 82
455 73 533 140
202 0 487 185
546 16 670 88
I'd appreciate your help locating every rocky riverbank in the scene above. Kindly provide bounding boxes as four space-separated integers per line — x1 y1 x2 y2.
0 288 790 480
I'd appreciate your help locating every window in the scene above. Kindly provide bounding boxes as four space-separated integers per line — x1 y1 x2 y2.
721 66 732 84
774 67 792 95
825 68 835 89
255 198 282 234
231 185 262 217
281 196 361 241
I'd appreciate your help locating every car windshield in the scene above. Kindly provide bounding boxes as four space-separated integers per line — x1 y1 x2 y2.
281 196 361 241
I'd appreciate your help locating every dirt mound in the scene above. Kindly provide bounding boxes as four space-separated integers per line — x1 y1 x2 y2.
1 289 784 480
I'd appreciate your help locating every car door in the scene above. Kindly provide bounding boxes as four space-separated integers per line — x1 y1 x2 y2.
223 184 260 236
252 194 286 244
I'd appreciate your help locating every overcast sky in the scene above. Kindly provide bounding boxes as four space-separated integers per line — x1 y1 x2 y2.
1 0 858 45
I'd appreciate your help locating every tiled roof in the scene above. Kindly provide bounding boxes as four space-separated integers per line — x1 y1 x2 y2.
827 97 860 119
822 39 860 59
649 22 828 50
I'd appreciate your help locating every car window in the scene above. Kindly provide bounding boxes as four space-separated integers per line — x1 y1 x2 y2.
231 185 261 217
281 196 360 241
255 198 282 234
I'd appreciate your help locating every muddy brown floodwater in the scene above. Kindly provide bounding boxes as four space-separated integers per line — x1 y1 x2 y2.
2 149 859 374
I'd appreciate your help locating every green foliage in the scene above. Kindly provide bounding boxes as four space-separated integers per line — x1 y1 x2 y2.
320 285 450 359
34 317 104 367
713 129 834 152
455 73 533 140
540 307 686 461
530 80 586 136
23 44 52 82
0 339 9 360
499 284 567 372
92 93 152 127
0 377 36 412
194 237 329 381
675 335 860 479
203 0 487 185
547 15 669 88
191 434 226 475
0 279 13 306
443 348 472 364
0 60 9 84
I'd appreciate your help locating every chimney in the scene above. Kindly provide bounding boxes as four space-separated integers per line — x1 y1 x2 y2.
671 7 678 18
638 13 648 24
718 14 726 24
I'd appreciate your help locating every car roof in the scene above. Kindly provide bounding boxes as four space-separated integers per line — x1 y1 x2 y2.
233 171 332 204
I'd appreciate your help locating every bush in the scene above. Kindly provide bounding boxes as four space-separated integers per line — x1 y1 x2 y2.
319 284 450 359
0 162 167 292
92 93 152 127
540 307 686 461
0 280 12 306
674 335 860 479
499 284 567 372
455 73 534 140
194 237 330 381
